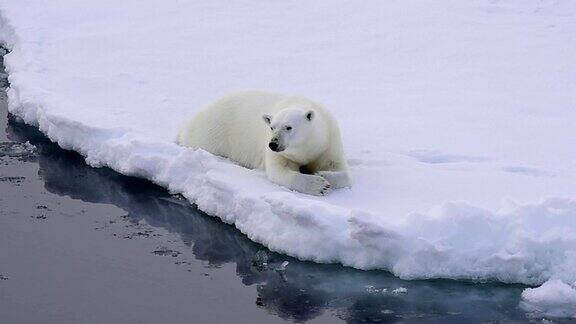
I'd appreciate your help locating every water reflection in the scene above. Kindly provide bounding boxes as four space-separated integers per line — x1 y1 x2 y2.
6 117 531 323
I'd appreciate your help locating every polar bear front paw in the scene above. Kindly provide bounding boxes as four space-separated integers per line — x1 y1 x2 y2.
303 175 332 196
316 170 352 189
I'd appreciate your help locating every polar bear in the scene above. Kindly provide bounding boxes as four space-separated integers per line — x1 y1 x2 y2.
177 91 351 196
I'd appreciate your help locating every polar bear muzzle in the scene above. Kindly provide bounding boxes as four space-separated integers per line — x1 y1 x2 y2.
268 139 282 152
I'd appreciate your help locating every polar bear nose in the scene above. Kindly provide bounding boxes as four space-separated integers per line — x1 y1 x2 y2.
269 142 279 152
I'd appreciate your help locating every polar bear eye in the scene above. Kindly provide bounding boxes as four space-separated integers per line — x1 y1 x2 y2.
285 126 292 131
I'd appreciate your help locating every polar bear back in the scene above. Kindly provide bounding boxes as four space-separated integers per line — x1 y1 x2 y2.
177 91 287 169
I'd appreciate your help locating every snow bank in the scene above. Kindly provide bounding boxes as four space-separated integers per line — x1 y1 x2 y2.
1 0 576 317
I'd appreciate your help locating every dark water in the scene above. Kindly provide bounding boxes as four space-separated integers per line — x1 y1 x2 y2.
0 48 552 323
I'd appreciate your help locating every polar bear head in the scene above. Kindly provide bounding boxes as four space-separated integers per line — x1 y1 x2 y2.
262 108 315 153
262 107 329 165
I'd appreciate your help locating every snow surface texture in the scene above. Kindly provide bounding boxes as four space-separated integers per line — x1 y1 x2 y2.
1 0 575 317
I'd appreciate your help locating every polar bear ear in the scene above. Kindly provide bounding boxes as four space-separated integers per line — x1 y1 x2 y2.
305 110 314 121
262 114 272 125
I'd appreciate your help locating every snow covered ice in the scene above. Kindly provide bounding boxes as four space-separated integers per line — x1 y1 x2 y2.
1 0 575 318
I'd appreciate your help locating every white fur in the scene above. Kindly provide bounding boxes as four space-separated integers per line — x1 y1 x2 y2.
177 91 351 195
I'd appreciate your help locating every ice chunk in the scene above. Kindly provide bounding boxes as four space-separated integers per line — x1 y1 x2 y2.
521 280 576 319
274 261 289 271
